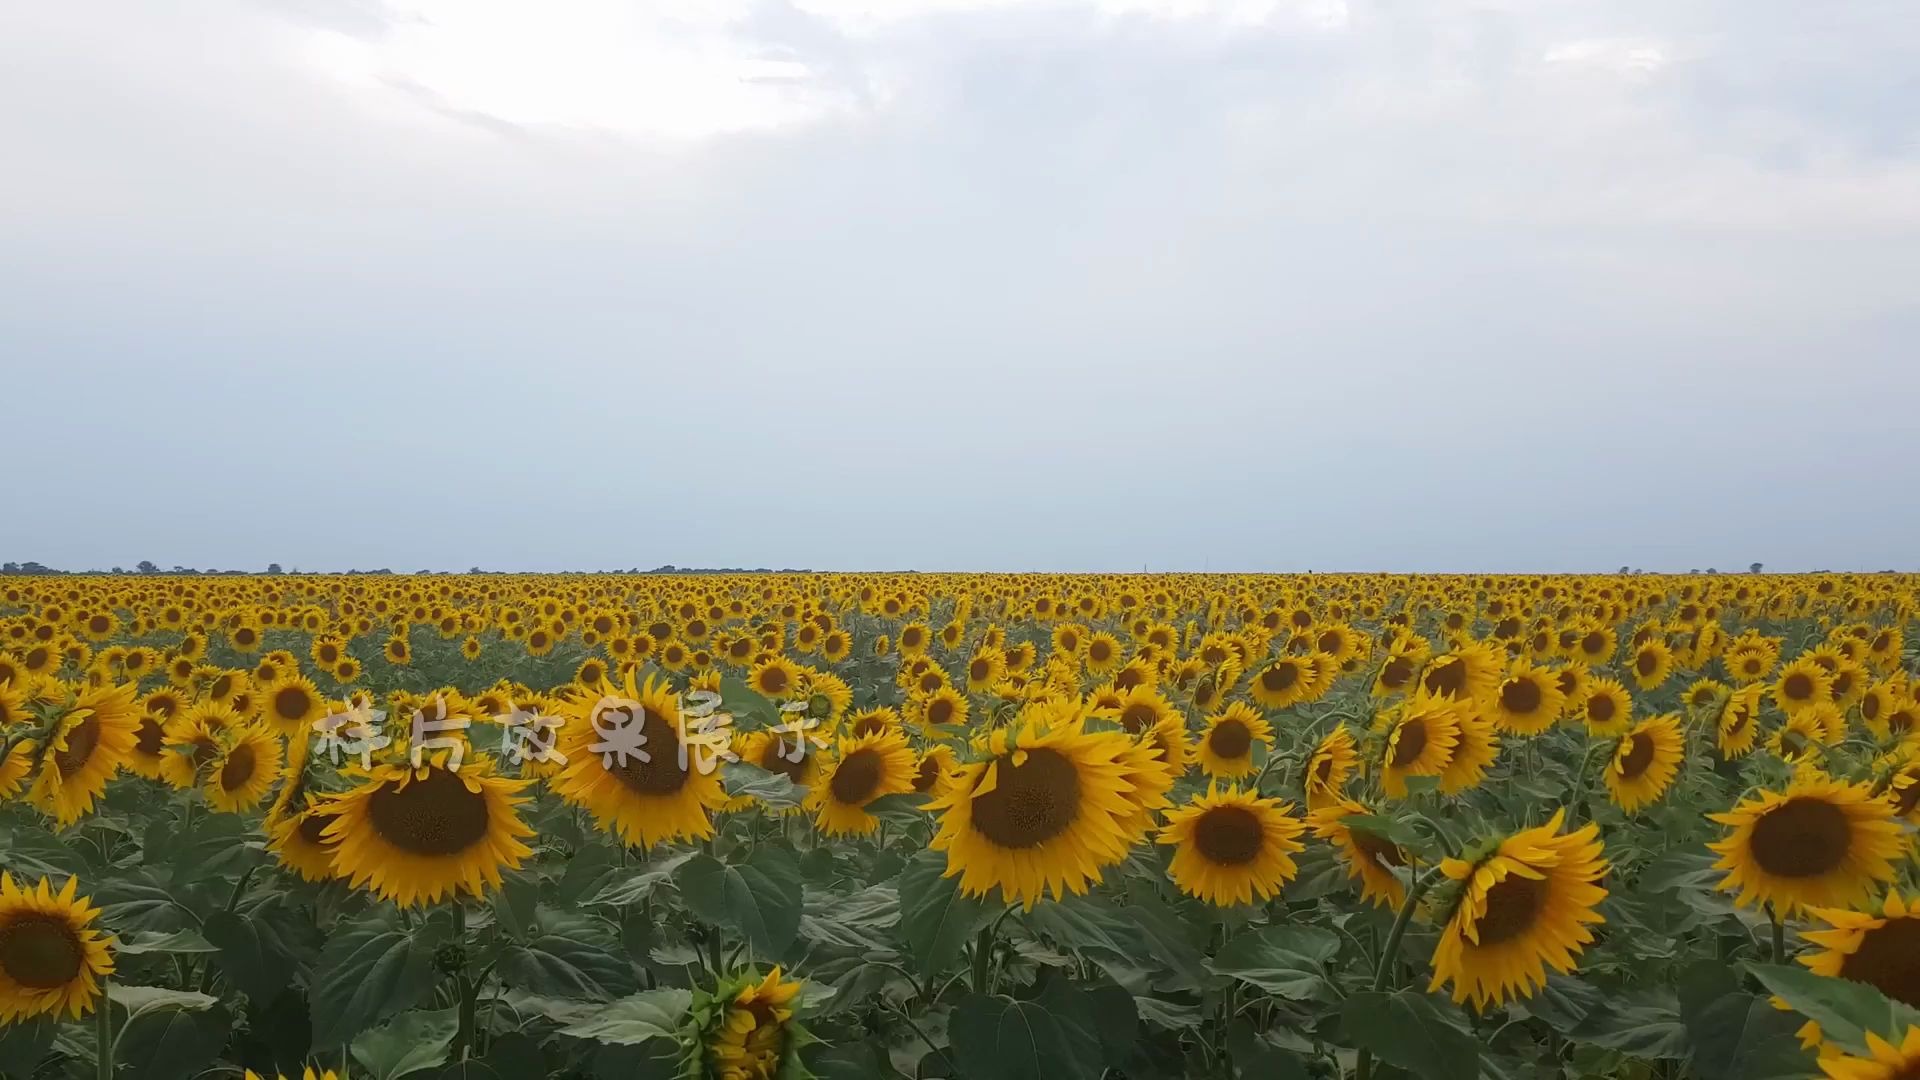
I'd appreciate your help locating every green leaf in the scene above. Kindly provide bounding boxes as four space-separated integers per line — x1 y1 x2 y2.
722 762 809 810
1746 963 1920 1058
1680 962 1811 1080
584 850 695 908
1226 1023 1311 1080
1036 980 1137 1076
492 871 540 939
497 908 640 1001
203 907 296 1002
427 1032 547 1080
114 928 219 956
893 850 989 977
1210 925 1342 1000
675 848 805 959
1338 991 1479 1080
0 1017 56 1079
115 998 231 1080
948 993 1077 1080
559 988 693 1046
799 884 899 953
351 1007 460 1080
109 984 220 1019
0 826 88 879
309 911 443 1045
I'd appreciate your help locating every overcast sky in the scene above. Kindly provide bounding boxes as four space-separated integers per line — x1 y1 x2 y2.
3 1 1916 574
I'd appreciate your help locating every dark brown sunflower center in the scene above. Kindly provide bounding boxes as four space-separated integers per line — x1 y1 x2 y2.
1863 695 1883 722
829 749 884 806
758 668 790 696
1473 873 1549 947
852 715 889 738
1749 797 1852 878
1381 656 1414 688
1260 664 1299 692
135 716 166 756
1588 694 1616 725
759 739 808 784
1581 632 1607 655
926 699 954 726
1499 678 1542 714
0 914 85 989
969 659 991 682
970 747 1080 850
1390 719 1429 768
1351 827 1404 869
913 758 943 792
1119 704 1158 735
1193 805 1265 865
273 687 311 721
1618 733 1655 779
366 767 492 856
1782 673 1814 701
598 706 689 796
1635 652 1658 676
1313 755 1335 783
220 743 257 792
1422 660 1465 698
1208 719 1252 759
299 811 340 847
1837 916 1920 1007
54 714 102 778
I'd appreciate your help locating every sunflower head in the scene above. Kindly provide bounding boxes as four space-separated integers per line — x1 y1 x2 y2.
0 873 116 1023
1158 785 1306 907
808 730 916 837
1709 777 1907 915
322 754 534 908
1196 702 1271 780
694 967 810 1080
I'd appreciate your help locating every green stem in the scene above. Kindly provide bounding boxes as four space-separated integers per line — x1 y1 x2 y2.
970 923 997 995
95 978 114 1080
1769 904 1787 962
452 903 474 1060
1355 867 1444 1080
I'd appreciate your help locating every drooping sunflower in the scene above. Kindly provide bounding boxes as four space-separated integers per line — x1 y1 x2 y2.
1380 694 1466 797
554 675 732 847
1603 714 1684 813
1579 677 1634 737
204 725 283 813
0 873 116 1022
27 683 139 826
808 730 916 837
1309 796 1410 909
911 744 960 799
1438 708 1500 796
927 720 1139 908
323 753 535 907
1303 725 1359 810
1196 702 1271 781
1107 685 1191 777
268 795 344 883
1708 777 1906 914
1799 892 1920 1031
1820 1026 1920 1080
700 967 808 1080
1428 809 1608 1009
1158 785 1306 907
1486 665 1566 736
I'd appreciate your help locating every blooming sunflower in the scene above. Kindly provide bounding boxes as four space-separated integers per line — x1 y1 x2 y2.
1775 657 1835 715
1418 642 1504 704
1309 796 1409 908
1799 892 1920 1034
700 967 808 1080
1579 677 1633 738
913 686 969 738
1486 665 1566 736
1196 702 1271 781
1438 708 1500 796
1628 640 1674 691
808 730 916 837
1107 685 1191 777
1428 809 1607 1009
1821 1026 1920 1080
1250 654 1320 710
268 795 344 883
27 683 139 826
323 753 534 907
1604 714 1684 813
1158 785 1306 907
204 725 283 813
927 720 1138 908
1303 725 1359 810
1380 695 1466 798
0 873 116 1022
554 675 730 848
1718 684 1765 759
748 657 803 700
1708 777 1906 914
911 744 960 799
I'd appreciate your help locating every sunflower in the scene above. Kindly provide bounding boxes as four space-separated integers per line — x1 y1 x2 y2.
1628 640 1674 691
1303 725 1359 809
808 730 916 837
1159 785 1306 907
1775 657 1834 715
1604 714 1684 813
1419 641 1504 704
1380 695 1466 798
1428 809 1607 1009
1770 710 1832 765
0 873 116 1022
914 685 969 738
1821 1026 1920 1080
748 656 803 700
1708 777 1906 914
1718 684 1765 758
0 737 35 799
330 657 361 683
1438 708 1500 796
1486 665 1566 736
927 720 1139 908
847 707 901 739
1196 702 1271 781
964 646 1006 694
911 745 960 799
324 752 533 908
1107 685 1190 776
1083 632 1123 674
260 673 325 738
1309 796 1409 908
735 729 822 809
159 703 239 790
1579 677 1633 737
553 675 729 848
1799 892 1920 1033
268 796 343 883
702 967 807 1080
1250 654 1321 710
204 725 283 813
27 683 139 826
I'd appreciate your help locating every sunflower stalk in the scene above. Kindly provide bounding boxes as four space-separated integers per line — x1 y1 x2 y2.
1354 865 1444 1080
95 978 113 1080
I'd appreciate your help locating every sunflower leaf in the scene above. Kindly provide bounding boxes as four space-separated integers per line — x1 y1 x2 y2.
350 1006 459 1080
674 847 805 959
497 907 639 1001
893 850 990 977
722 762 809 810
309 911 445 1045
1209 925 1342 1001
1680 961 1812 1080
1337 990 1478 1080
948 993 1080 1080
558 987 693 1045
1745 963 1920 1057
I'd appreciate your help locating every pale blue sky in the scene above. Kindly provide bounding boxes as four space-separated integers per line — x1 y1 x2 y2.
2 0 1916 573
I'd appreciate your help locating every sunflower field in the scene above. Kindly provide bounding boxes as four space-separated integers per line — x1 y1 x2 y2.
1 572 1919 1080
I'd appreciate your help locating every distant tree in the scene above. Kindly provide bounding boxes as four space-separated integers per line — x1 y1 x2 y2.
1707 567 1718 574
470 566 483 574
267 563 284 574
1750 562 1763 574
1 562 16 573
111 566 125 574
1617 566 1629 574
136 560 159 574
1689 568 1700 574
